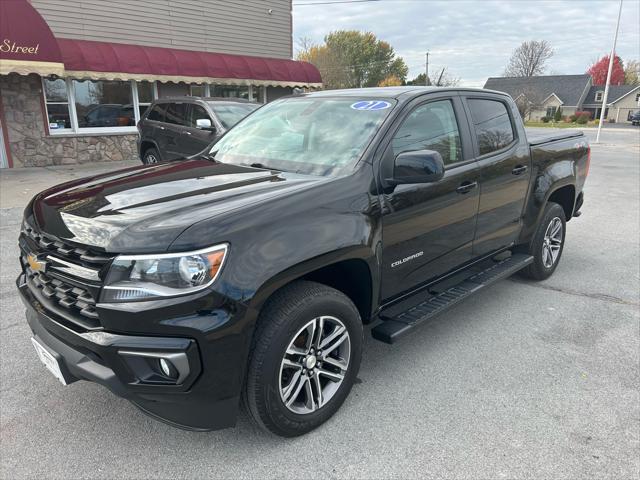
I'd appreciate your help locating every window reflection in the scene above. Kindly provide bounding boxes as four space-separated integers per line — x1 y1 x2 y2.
468 99 515 155
73 80 134 128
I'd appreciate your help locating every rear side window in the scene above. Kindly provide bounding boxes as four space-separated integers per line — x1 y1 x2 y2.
147 104 166 122
391 99 462 165
164 103 187 126
468 99 515 155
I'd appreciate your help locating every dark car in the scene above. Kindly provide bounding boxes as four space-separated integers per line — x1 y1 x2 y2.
18 87 589 437
79 104 135 128
137 97 259 164
631 111 640 126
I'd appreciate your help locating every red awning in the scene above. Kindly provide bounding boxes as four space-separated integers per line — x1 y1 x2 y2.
0 0 64 76
57 39 322 88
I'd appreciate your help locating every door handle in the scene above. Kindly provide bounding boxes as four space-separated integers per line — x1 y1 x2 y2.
158 126 166 130
456 181 478 194
512 165 528 175
182 131 192 135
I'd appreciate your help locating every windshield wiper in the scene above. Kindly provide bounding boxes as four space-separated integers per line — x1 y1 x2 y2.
200 154 287 173
195 149 218 162
249 162 284 172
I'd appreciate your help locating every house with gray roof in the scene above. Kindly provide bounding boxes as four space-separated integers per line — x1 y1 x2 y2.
484 74 640 123
581 85 640 123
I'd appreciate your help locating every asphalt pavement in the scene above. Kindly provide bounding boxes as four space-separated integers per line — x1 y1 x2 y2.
1 127 638 479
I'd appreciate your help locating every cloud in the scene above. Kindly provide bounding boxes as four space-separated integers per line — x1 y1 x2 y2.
293 0 640 87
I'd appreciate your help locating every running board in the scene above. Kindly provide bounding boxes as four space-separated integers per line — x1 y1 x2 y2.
372 253 534 344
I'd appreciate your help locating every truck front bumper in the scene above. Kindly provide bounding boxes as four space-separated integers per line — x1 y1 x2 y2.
17 274 250 431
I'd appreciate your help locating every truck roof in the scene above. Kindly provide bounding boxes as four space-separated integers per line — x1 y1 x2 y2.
303 86 510 100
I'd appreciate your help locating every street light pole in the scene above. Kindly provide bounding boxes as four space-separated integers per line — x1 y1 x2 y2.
596 0 623 143
425 51 429 86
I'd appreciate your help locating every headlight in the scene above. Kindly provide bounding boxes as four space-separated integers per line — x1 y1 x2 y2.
101 244 228 302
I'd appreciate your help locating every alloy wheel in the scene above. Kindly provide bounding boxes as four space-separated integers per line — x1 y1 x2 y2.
542 216 563 268
279 316 351 414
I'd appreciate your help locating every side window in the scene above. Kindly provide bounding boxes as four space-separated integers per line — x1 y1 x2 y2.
468 99 515 156
188 105 211 127
164 103 187 126
147 104 166 122
391 100 462 165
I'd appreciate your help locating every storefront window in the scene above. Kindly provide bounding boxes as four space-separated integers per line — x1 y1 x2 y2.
137 81 155 118
254 86 266 104
43 78 72 131
73 80 135 128
211 85 249 100
190 84 206 97
158 81 189 98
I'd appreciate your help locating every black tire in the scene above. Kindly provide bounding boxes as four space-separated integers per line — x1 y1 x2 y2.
142 147 161 165
518 202 567 281
243 281 363 437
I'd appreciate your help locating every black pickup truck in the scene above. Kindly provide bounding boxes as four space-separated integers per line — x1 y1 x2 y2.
17 87 589 437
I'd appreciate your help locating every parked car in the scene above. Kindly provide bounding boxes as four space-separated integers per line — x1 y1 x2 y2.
137 97 259 164
78 104 135 128
630 111 640 126
18 87 589 437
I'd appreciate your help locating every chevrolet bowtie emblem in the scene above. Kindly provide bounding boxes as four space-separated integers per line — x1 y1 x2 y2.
27 253 47 273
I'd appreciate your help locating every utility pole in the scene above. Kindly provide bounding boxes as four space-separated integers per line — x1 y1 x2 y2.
425 51 429 86
596 0 623 143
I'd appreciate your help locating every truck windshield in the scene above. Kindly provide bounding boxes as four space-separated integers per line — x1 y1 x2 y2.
208 102 259 129
209 97 395 176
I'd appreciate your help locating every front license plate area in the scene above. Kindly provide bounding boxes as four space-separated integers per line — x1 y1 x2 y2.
31 337 68 385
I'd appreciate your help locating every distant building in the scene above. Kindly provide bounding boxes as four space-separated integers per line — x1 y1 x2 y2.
484 75 639 122
581 85 640 123
0 0 322 168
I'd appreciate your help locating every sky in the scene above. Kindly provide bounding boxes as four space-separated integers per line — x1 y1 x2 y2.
292 0 640 87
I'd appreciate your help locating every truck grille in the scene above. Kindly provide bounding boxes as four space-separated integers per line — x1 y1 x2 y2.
19 223 114 331
22 224 112 270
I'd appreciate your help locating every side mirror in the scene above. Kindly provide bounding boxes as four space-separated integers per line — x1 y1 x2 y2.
196 118 214 130
388 150 445 185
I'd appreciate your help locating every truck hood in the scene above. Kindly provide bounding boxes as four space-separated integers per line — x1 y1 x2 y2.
31 160 324 252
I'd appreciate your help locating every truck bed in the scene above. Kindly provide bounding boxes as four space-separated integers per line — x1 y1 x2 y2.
526 130 584 146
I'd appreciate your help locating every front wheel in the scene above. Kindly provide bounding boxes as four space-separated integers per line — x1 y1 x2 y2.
243 281 363 437
142 147 160 165
518 202 567 281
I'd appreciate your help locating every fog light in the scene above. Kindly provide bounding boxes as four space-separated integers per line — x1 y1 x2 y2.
159 358 170 375
119 350 190 385
159 358 173 377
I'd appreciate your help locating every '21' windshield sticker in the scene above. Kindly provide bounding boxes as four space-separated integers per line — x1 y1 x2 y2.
351 100 392 111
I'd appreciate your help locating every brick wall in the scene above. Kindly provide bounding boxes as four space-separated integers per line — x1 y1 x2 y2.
0 74 137 168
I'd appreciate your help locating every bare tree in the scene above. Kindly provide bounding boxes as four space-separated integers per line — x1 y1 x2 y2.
432 67 461 87
504 40 554 77
295 37 316 56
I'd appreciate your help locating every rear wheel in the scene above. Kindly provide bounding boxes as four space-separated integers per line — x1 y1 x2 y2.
244 281 363 437
142 147 160 165
518 202 566 280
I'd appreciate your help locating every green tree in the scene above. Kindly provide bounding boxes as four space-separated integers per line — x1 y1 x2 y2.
406 68 460 87
406 73 427 86
296 31 408 89
554 106 562 122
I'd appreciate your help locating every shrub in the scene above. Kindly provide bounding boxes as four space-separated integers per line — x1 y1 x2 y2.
569 114 578 122
576 115 588 124
608 118 615 123
554 107 563 122
563 116 571 123
575 111 592 120
541 116 550 123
